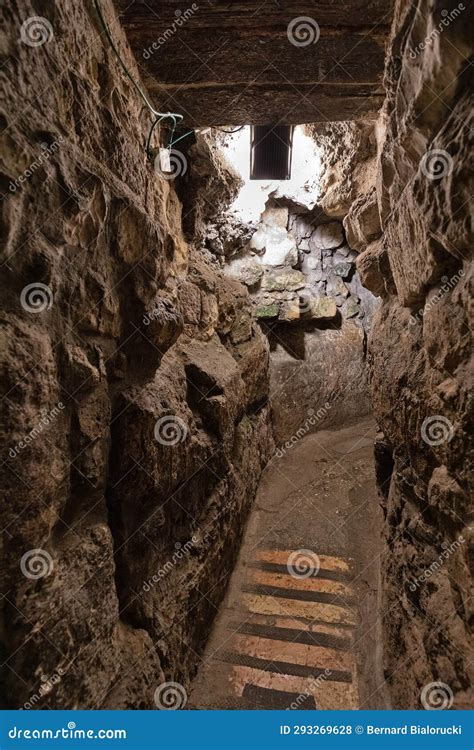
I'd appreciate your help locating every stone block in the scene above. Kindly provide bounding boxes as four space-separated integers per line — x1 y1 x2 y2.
238 263 264 287
308 297 338 320
344 186 381 252
327 275 350 298
355 240 388 297
278 301 301 322
254 303 279 319
310 222 345 251
263 270 306 292
334 262 353 279
342 298 361 318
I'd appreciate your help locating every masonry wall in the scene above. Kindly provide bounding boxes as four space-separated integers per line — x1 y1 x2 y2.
219 124 381 444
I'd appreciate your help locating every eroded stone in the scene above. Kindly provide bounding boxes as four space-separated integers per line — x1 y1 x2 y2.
311 222 345 251
263 270 306 292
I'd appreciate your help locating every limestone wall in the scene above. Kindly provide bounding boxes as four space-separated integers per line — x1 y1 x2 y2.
0 0 273 709
358 0 473 709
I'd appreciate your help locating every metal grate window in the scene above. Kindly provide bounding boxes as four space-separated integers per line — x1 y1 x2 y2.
250 125 294 180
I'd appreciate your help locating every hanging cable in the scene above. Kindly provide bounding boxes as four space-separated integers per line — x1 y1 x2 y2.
93 0 245 161
170 129 194 147
215 125 246 134
145 115 167 156
93 0 183 158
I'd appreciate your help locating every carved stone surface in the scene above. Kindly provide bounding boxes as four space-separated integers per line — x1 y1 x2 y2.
0 0 273 710
366 0 473 710
1 0 472 715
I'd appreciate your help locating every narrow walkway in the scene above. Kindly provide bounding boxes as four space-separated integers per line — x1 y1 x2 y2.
190 417 385 710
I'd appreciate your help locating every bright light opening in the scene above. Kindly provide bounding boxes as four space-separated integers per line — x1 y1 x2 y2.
220 125 322 223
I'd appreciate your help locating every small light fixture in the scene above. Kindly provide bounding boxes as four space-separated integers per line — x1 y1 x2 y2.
250 125 294 180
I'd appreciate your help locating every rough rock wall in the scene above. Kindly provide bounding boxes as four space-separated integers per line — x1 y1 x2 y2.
357 0 473 709
177 134 243 249
313 121 379 220
0 0 272 709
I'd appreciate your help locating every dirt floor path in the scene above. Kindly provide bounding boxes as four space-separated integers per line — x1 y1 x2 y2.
190 417 387 710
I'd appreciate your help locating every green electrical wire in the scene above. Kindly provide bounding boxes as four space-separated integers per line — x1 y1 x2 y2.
93 0 182 156
93 0 245 158
170 129 194 147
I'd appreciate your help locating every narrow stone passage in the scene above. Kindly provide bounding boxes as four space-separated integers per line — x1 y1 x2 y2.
3 0 471 715
190 417 384 710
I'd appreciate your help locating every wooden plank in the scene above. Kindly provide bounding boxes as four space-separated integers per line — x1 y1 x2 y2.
231 633 354 671
242 683 316 709
229 619 352 651
255 548 350 571
243 593 357 624
115 0 391 124
117 1 393 30
220 650 353 682
249 568 352 595
230 612 353 635
230 665 359 709
127 33 386 86
242 582 355 605
249 560 351 582
147 85 383 125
